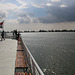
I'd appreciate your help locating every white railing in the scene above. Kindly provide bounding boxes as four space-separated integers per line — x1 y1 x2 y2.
0 32 13 38
5 32 13 38
21 38 44 75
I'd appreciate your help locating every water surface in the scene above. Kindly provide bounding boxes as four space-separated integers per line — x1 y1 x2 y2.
21 32 75 75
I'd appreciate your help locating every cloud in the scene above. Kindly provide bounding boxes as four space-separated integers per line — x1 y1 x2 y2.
46 3 53 7
0 3 18 14
0 10 6 22
17 11 34 17
1 0 75 24
16 0 51 8
18 15 39 24
16 0 75 8
32 17 40 23
0 11 6 18
0 2 28 22
18 15 32 24
17 11 39 24
51 0 61 2
0 2 28 12
32 4 44 8
60 4 67 7
39 14 60 23
16 0 27 5
39 4 75 23
0 3 19 20
0 0 5 2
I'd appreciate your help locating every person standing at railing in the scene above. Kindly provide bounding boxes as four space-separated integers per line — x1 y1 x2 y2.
17 32 20 40
13 30 15 37
14 29 17 39
1 30 5 41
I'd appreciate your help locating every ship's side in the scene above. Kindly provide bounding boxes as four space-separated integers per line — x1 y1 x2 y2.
15 36 44 75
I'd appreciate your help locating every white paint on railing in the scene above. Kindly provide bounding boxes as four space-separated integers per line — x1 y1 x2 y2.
23 41 44 75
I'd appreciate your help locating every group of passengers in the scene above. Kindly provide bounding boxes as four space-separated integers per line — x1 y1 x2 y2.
1 29 20 41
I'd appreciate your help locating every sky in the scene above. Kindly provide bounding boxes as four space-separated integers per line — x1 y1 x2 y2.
0 0 75 31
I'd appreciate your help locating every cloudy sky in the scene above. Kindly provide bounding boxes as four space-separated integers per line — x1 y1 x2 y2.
0 0 75 31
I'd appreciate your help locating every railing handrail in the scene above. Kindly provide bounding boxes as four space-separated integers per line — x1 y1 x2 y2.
22 37 44 75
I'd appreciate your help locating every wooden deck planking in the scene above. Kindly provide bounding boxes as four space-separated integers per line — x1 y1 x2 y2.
15 72 31 75
16 51 24 58
15 72 28 75
16 58 25 67
15 37 31 74
17 45 24 51
16 51 25 68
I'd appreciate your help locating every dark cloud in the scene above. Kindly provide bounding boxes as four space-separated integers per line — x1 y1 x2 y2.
3 0 75 23
61 0 75 6
39 4 75 23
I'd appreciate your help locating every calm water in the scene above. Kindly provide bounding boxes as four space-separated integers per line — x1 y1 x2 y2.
21 32 75 75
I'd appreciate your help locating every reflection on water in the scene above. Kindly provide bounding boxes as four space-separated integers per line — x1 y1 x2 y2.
21 32 75 75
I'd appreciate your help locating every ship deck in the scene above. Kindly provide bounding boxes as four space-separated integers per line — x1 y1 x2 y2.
0 36 44 75
0 39 17 75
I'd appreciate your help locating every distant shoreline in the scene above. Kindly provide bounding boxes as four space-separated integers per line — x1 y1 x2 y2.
0 29 75 33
